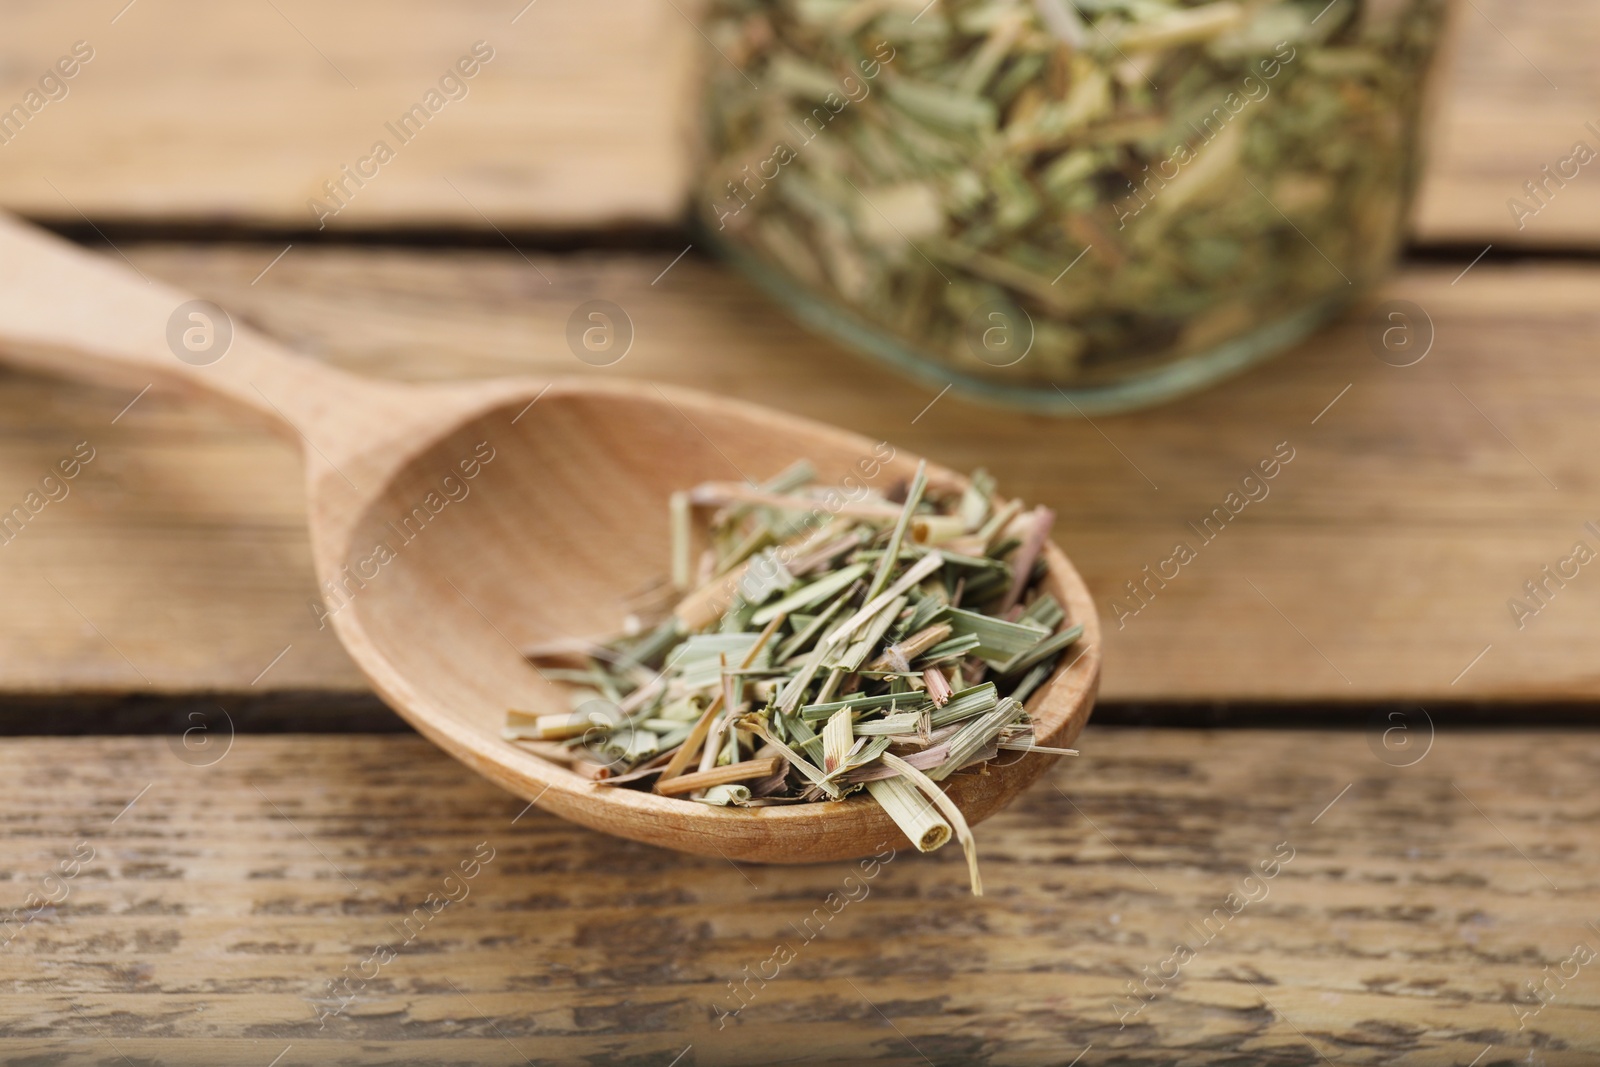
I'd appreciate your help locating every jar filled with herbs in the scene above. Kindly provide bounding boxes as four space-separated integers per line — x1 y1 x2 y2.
696 0 1451 413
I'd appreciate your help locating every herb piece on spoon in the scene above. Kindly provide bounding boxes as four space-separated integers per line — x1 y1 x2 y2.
508 460 1080 894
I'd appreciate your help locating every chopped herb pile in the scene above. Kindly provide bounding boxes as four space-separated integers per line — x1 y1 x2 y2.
507 459 1082 894
697 0 1447 391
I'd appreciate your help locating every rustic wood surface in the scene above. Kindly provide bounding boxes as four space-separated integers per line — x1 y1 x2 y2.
0 0 694 229
0 213 1100 866
0 0 1589 244
0 728 1592 1065
2 244 1596 704
1410 0 1600 247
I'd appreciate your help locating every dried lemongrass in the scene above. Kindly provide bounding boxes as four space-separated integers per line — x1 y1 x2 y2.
503 711 588 742
656 757 784 797
696 784 754 806
697 0 1448 391
774 596 849 663
881 753 982 896
752 562 869 625
822 706 854 773
852 711 924 736
939 607 1050 663
928 683 1000 728
670 490 693 592
863 461 927 604
832 594 907 672
508 461 1085 894
929 698 1028 781
821 551 944 652
998 741 1079 756
751 723 844 800
999 507 1055 613
911 514 967 545
871 623 953 672
999 622 1085 675
866 776 952 852
697 654 737 776
600 731 662 765
689 482 902 520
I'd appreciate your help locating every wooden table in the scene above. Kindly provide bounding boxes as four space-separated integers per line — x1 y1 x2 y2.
2 3 1596 1063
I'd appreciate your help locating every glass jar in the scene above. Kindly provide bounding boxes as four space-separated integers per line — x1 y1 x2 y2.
695 0 1451 413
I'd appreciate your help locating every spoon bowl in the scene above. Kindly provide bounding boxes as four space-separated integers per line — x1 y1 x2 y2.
0 214 1100 863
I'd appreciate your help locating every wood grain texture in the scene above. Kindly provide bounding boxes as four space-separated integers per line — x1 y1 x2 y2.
0 729 1594 1064
1410 0 1600 246
0 0 694 229
0 0 1586 244
2 244 1597 703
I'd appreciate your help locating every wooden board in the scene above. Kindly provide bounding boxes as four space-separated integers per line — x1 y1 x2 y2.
0 729 1593 1063
0 0 1593 244
1411 0 1600 247
0 0 694 230
3 244 1598 703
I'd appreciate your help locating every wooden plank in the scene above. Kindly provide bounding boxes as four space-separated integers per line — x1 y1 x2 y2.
3 244 1597 702
0 0 1592 243
0 729 1594 1063
1412 0 1600 246
0 0 693 229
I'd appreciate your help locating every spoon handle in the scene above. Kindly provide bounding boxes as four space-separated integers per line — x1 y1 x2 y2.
0 212 400 451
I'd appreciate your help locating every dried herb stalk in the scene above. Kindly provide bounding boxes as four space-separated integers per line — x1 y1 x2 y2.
655 757 785 797
867 776 953 852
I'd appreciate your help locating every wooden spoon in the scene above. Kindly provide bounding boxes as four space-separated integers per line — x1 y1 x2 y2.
0 214 1100 863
